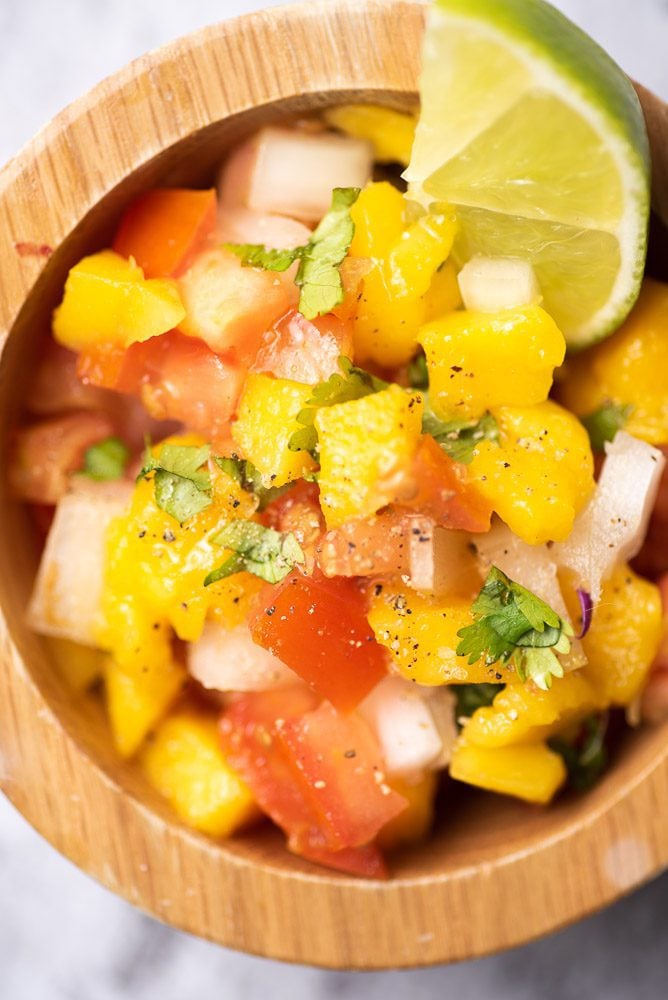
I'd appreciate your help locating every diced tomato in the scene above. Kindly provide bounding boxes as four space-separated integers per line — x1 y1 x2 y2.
78 330 244 448
27 341 118 416
398 435 493 532
332 256 372 322
292 838 388 879
248 571 388 712
113 188 217 278
262 481 324 569
316 508 410 578
220 692 406 869
252 308 353 383
9 411 117 504
177 246 297 363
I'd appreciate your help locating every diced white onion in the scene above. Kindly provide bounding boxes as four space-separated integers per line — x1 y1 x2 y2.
218 126 373 222
457 255 542 312
555 432 666 601
408 518 474 596
187 621 298 692
217 205 312 250
476 522 586 671
27 480 132 646
359 676 456 781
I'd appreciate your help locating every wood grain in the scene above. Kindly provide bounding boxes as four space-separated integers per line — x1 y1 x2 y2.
0 0 667 970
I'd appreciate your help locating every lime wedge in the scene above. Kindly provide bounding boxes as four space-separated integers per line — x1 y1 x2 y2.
406 0 650 348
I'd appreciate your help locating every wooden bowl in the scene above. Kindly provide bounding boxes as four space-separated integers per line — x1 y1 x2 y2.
1 0 668 970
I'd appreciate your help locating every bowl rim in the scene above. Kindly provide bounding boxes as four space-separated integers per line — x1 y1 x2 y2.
1 0 668 970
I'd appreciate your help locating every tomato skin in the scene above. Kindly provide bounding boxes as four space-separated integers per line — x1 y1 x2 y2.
398 435 492 533
78 331 244 448
219 692 405 872
113 188 217 278
316 508 410 578
248 571 388 712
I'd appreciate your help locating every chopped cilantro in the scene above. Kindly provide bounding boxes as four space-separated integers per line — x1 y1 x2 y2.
140 443 212 523
289 357 389 456
226 186 360 320
204 520 305 586
581 401 633 452
80 436 129 482
550 714 609 791
422 400 499 465
407 350 429 390
452 683 504 729
214 455 291 511
456 566 573 691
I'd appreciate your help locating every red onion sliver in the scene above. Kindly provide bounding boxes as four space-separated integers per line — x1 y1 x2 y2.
575 588 594 639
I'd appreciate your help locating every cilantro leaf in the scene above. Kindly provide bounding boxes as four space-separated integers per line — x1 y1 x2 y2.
140 443 212 523
456 566 573 691
452 683 504 729
225 187 360 320
204 520 305 586
422 399 499 465
581 401 633 452
288 357 389 456
214 455 291 511
550 714 609 791
407 350 429 390
80 436 129 482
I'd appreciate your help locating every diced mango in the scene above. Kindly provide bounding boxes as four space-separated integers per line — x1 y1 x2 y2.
423 260 462 321
367 583 516 686
231 374 317 488
53 250 185 351
377 772 438 850
46 637 106 692
100 434 260 675
469 401 595 545
349 182 406 259
141 710 258 836
463 672 602 748
324 105 417 166
420 305 566 422
572 564 663 706
450 738 567 804
559 280 668 446
105 656 186 758
316 385 423 528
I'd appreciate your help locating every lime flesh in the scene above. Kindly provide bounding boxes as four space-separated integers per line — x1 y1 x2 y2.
406 0 650 348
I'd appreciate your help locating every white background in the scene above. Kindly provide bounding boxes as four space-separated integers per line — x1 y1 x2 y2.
1 2 668 998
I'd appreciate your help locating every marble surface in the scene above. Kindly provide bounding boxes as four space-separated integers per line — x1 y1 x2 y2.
2 1 668 997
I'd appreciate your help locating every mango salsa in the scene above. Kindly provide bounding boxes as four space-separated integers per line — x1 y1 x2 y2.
469 401 595 544
53 250 185 351
324 105 417 166
141 710 258 836
316 385 423 528
559 280 668 445
450 739 567 804
232 374 317 487
105 656 186 758
420 305 566 421
377 772 438 850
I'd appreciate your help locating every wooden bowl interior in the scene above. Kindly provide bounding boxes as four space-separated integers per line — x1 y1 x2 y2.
1 2 668 967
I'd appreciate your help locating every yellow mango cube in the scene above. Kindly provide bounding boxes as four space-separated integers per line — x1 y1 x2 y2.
232 373 316 488
324 105 417 166
576 565 663 706
463 672 603 749
420 305 566 421
367 584 516 687
423 260 462 321
105 656 186 758
141 710 258 837
316 385 423 528
53 250 185 351
469 401 595 545
349 181 406 259
559 280 668 445
377 773 438 850
450 739 567 804
46 637 106 692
